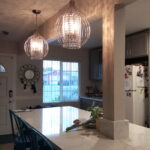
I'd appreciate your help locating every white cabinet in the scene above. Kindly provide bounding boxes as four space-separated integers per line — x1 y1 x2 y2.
126 30 149 59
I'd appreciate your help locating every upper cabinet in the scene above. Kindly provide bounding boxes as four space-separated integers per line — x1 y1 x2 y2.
89 48 102 80
126 30 149 59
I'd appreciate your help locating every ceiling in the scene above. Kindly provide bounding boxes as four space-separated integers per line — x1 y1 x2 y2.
125 0 150 34
85 0 150 48
83 19 102 48
0 0 150 49
0 0 69 41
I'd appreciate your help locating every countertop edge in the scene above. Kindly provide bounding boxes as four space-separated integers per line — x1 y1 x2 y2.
80 96 103 102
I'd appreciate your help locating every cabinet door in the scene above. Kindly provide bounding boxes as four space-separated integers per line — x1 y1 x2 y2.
90 49 102 80
126 36 132 58
131 31 148 58
80 98 93 110
126 30 149 59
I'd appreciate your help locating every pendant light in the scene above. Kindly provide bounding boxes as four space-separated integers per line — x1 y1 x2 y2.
55 0 91 49
24 10 49 60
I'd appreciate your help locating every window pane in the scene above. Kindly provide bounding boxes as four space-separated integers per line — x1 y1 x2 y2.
43 61 60 103
43 61 79 103
0 65 6 72
62 62 79 101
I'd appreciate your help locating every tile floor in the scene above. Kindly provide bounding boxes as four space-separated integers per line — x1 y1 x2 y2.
0 143 14 150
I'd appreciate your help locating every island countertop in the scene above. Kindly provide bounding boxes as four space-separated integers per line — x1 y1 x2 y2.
16 106 150 150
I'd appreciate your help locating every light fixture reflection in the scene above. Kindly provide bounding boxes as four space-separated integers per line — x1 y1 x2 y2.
42 107 79 136
42 108 60 136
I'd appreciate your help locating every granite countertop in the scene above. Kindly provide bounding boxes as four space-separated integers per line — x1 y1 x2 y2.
16 106 150 150
80 96 103 102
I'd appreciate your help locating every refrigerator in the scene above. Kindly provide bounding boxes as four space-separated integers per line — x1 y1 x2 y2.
125 65 148 126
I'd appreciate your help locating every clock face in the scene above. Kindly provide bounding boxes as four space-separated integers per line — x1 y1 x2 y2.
25 70 35 79
19 64 40 86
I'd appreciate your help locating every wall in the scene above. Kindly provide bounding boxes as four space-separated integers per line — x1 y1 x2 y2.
0 39 101 109
39 0 132 40
16 45 99 109
0 40 18 54
102 5 126 121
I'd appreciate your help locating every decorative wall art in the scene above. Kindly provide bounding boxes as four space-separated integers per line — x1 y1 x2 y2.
19 64 40 93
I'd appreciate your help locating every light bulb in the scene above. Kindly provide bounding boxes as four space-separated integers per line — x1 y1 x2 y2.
24 32 49 60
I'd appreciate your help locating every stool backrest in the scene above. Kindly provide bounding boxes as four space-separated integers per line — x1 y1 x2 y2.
27 124 61 150
9 110 32 144
9 110 61 150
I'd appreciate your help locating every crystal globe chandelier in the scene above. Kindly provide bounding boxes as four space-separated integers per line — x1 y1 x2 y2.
55 0 91 49
24 10 49 60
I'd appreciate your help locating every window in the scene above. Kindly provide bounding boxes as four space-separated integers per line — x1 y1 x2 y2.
43 60 79 103
0 65 6 72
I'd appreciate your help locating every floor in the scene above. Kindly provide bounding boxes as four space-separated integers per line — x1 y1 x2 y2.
0 143 14 150
0 134 13 144
0 134 14 150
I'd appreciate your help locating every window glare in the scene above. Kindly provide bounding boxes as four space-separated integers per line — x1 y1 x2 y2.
63 62 78 71
43 61 60 73
43 60 79 103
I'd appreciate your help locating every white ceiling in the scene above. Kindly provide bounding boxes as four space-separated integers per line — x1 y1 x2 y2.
125 0 150 34
0 0 69 41
0 0 150 49
83 19 102 48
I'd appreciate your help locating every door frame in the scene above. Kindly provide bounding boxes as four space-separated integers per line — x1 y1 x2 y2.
0 53 16 109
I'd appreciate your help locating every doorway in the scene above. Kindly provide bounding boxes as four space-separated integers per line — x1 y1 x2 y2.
0 54 16 135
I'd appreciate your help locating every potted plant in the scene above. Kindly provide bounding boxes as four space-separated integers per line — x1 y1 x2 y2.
87 107 103 131
66 107 103 132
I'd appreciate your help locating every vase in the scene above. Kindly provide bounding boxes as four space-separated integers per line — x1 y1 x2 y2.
96 118 101 131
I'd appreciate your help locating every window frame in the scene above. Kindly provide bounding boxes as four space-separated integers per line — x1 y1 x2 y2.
0 64 6 73
43 60 80 103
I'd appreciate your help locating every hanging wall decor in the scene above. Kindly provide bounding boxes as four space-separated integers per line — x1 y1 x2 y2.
55 0 91 49
19 64 40 93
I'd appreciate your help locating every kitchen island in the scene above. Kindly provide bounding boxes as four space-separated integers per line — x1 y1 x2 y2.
15 106 150 150
80 96 103 110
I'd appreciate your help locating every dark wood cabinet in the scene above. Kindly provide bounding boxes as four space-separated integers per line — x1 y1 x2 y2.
126 29 149 59
80 97 103 110
89 48 102 80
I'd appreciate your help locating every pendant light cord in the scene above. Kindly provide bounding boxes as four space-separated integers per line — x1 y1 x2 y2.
32 9 41 33
36 13 38 32
70 0 75 8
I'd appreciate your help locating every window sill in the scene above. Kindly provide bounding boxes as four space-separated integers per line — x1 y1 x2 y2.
42 101 80 108
43 100 79 104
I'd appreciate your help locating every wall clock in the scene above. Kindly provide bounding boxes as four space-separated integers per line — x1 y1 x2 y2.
19 64 40 93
